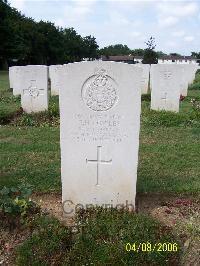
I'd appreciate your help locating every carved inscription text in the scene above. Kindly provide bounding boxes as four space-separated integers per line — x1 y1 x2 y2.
72 113 127 143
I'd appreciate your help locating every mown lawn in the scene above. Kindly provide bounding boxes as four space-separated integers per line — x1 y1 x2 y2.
0 71 200 195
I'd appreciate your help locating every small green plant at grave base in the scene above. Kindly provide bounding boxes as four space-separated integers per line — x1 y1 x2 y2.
13 110 60 127
0 184 39 229
10 96 60 127
15 216 73 266
16 113 36 126
64 208 180 265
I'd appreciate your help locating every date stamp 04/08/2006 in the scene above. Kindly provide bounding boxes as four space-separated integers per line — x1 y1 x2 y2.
125 242 179 253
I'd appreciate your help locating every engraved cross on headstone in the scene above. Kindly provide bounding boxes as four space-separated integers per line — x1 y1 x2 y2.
23 80 44 98
86 146 112 186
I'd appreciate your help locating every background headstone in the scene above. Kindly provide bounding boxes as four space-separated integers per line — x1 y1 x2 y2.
140 64 150 94
11 66 24 96
179 65 189 96
180 64 198 96
21 65 48 113
49 65 62 95
188 64 198 84
149 64 157 91
59 61 142 215
9 66 14 89
151 65 182 112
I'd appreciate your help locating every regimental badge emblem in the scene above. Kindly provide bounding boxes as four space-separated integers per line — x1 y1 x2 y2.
82 69 118 111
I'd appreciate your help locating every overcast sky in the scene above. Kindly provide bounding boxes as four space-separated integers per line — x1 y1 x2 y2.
9 0 200 55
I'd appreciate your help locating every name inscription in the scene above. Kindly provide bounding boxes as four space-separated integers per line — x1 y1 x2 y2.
72 113 127 143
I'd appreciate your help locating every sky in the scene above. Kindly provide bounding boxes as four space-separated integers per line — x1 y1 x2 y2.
9 0 200 55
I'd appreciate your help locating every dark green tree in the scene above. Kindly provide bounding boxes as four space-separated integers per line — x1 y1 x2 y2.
0 1 98 68
170 53 181 57
36 21 65 65
99 44 131 56
131 48 145 56
0 0 24 68
191 52 200 59
63 28 84 62
82 35 99 60
157 51 167 58
142 37 158 64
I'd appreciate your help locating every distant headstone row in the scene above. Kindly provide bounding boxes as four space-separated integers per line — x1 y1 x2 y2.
9 63 198 114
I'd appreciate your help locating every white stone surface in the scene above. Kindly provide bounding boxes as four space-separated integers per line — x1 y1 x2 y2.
191 65 198 84
188 64 198 84
183 64 197 84
21 65 48 113
59 61 142 215
179 65 198 96
179 65 189 96
49 65 62 95
9 67 14 89
140 64 150 94
151 65 182 112
149 64 157 91
11 66 24 95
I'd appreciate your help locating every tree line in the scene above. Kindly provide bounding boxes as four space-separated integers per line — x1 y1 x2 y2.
0 0 99 69
0 0 199 69
99 45 200 61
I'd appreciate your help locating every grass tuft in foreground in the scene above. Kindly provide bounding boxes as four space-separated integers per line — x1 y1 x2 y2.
15 209 180 266
15 215 73 266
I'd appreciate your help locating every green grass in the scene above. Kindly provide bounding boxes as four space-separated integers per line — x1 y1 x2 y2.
0 71 11 97
0 71 21 124
15 210 180 266
16 215 73 266
0 71 200 194
0 127 60 191
138 126 200 193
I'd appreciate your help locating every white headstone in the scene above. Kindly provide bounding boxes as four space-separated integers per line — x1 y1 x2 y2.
151 65 182 112
179 65 198 95
21 65 48 113
11 66 24 96
9 67 14 89
179 65 189 96
140 64 150 94
49 65 62 95
189 65 198 84
149 64 157 91
59 61 142 215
